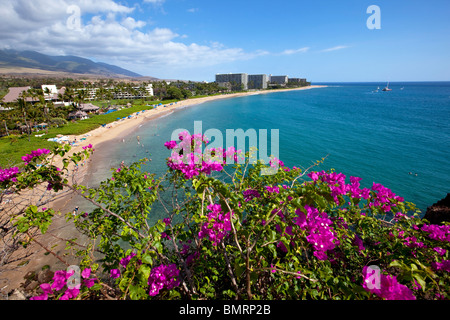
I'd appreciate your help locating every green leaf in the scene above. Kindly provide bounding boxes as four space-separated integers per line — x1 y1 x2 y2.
153 240 163 253
90 283 102 291
412 274 426 291
129 285 146 300
141 253 153 265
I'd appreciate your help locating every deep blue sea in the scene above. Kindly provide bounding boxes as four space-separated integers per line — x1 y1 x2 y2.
86 82 450 215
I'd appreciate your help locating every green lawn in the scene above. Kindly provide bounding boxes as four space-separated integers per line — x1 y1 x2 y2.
0 134 58 168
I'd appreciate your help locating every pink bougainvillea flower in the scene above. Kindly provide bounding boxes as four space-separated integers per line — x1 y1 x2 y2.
362 266 416 300
82 144 93 150
147 264 180 296
21 148 51 164
110 269 121 279
164 140 178 150
0 166 19 183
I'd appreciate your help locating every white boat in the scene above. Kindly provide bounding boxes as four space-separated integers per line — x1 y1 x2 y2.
382 82 392 91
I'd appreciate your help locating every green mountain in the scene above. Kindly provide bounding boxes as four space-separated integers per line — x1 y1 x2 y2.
0 49 143 78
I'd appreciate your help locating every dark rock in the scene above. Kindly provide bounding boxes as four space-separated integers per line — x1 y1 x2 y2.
422 193 450 225
37 269 54 284
23 271 37 281
24 281 39 292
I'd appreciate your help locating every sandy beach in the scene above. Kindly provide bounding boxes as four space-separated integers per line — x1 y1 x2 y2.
0 85 326 298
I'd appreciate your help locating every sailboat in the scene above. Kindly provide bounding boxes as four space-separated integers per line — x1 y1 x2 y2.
382 82 392 91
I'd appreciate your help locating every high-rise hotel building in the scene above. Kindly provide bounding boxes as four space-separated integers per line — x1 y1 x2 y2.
215 73 249 90
248 74 268 90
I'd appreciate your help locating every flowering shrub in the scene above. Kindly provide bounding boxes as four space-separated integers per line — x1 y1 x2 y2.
294 205 338 260
21 148 51 165
0 166 19 182
3 135 450 300
148 264 181 296
165 131 242 179
362 266 416 300
30 268 97 300
198 204 234 246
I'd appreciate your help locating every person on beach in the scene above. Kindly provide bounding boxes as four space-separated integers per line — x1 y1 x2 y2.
72 206 79 216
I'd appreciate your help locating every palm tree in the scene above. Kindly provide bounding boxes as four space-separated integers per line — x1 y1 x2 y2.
37 94 51 133
96 87 107 101
75 89 87 108
43 86 52 101
3 120 9 136
63 87 75 103
16 92 31 141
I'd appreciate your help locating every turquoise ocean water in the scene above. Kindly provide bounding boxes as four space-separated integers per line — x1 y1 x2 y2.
85 82 450 215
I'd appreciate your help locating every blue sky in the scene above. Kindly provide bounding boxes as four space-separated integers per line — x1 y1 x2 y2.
1 0 449 82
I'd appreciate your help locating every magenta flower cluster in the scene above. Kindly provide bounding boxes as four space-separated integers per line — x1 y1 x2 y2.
432 260 450 272
166 132 220 179
82 144 93 150
148 264 180 296
269 158 284 168
362 266 416 300
21 148 51 164
30 268 96 300
109 252 181 297
294 205 339 260
307 171 403 211
265 185 280 194
243 188 261 202
164 140 177 149
370 183 404 212
120 252 137 268
198 203 233 246
110 252 139 279
0 166 19 183
165 133 242 179
421 224 450 242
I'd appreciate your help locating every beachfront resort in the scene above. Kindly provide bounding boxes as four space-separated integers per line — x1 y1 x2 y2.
0 75 309 138
215 73 308 91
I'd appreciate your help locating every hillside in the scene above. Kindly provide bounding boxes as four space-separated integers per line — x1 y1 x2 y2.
0 49 145 78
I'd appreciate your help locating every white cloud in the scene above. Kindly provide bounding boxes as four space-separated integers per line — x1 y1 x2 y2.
0 0 263 78
321 45 349 52
280 47 310 55
187 8 199 13
143 0 166 4
122 17 147 30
